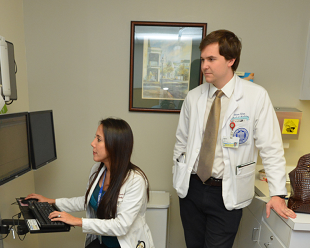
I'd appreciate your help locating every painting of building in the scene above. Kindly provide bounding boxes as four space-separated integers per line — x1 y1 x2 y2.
141 37 192 100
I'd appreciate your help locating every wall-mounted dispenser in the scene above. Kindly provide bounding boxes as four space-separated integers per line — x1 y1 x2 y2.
274 107 302 140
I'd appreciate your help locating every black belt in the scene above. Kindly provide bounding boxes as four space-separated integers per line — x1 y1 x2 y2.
191 174 222 187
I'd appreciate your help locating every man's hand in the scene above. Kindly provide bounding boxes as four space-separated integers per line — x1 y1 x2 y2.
266 196 297 219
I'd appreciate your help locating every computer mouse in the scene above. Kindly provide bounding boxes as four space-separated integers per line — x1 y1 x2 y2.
21 198 38 204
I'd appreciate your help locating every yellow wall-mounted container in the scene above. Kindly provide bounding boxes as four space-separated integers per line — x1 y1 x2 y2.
274 107 302 140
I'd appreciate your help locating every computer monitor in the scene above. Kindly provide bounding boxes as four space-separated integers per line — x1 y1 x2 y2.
0 112 31 186
28 110 57 170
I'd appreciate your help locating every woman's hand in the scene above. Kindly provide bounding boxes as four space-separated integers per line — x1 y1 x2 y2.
49 211 82 227
25 193 55 204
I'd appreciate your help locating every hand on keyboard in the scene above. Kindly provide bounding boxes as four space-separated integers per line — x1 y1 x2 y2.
25 193 55 204
28 201 66 229
49 211 83 227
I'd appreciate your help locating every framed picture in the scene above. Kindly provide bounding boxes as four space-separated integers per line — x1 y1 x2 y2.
129 21 207 113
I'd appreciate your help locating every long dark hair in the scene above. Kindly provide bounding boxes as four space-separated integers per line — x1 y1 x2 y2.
84 118 149 219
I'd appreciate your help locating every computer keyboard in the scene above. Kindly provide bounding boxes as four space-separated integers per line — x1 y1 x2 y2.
28 201 66 229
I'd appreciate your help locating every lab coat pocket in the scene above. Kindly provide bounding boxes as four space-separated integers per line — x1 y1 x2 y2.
173 161 187 189
236 161 256 175
235 168 255 204
173 161 189 198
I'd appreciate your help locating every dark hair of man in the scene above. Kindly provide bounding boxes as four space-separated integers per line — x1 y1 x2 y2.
84 118 149 219
199 29 242 71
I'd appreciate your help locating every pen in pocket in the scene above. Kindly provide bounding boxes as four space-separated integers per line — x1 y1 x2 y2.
236 161 255 175
237 161 255 169
176 153 185 162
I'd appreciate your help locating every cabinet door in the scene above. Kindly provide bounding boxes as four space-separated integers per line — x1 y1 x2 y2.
248 195 265 222
235 207 261 248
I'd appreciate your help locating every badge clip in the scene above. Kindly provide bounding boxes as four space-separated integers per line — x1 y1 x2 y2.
230 122 235 138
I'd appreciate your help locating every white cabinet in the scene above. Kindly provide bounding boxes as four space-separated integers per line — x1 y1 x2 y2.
260 207 310 248
235 197 310 248
235 189 310 247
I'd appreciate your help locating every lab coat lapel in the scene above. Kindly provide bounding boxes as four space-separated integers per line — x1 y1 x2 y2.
86 166 105 204
197 83 209 134
222 75 243 128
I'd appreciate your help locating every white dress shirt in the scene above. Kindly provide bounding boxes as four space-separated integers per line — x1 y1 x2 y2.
193 76 236 178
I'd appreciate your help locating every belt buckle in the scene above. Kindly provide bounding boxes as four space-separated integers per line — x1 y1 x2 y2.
203 177 212 185
204 177 221 186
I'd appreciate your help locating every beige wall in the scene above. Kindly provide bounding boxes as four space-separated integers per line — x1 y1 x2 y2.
0 0 40 247
0 0 309 248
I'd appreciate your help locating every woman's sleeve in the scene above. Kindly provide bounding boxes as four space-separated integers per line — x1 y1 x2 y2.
55 163 100 213
81 173 147 236
55 196 86 212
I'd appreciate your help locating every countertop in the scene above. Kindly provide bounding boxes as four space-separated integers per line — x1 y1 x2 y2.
255 165 310 231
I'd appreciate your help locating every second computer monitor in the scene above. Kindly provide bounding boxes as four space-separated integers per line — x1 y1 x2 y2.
0 112 31 186
28 110 57 170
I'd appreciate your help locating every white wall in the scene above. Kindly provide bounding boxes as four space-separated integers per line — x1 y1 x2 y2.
0 0 309 248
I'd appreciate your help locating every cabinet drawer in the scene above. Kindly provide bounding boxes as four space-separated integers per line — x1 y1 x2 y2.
259 220 285 248
263 209 291 246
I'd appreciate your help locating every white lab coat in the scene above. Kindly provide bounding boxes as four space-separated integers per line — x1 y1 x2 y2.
173 74 287 210
56 162 154 248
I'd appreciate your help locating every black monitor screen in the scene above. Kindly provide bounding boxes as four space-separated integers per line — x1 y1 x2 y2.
28 110 57 169
0 112 31 186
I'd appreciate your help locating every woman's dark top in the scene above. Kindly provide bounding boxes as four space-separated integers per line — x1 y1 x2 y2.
89 184 120 248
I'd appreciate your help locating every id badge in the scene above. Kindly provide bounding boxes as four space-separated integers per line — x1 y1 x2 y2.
222 137 239 148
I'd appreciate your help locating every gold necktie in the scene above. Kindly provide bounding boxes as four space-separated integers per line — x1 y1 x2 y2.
197 90 224 182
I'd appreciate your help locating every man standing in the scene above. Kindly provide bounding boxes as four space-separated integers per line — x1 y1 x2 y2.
173 30 296 248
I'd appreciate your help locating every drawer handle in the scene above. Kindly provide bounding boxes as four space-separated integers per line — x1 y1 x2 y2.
252 227 260 241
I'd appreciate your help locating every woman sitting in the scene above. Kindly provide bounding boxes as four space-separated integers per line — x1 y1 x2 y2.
26 118 154 248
